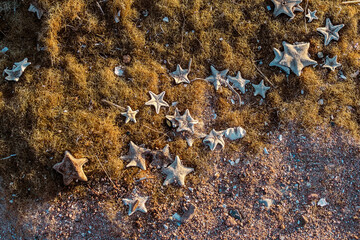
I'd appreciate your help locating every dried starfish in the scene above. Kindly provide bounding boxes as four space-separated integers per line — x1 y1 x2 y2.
162 156 194 186
170 59 192 84
317 18 344 46
145 91 170 114
120 141 151 170
122 193 148 216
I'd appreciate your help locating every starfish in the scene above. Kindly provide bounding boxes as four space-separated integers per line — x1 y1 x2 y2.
162 155 194 186
279 41 317 76
122 193 149 216
305 9 318 22
165 108 181 128
271 0 303 18
53 151 88 186
120 141 150 170
252 80 271 99
205 65 229 91
170 59 192 84
269 48 291 75
317 18 344 46
121 106 139 123
145 91 169 114
175 109 198 133
323 55 341 71
227 71 250 94
4 58 31 82
203 129 225 151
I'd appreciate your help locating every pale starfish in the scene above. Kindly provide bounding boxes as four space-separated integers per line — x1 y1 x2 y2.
145 91 169 114
203 129 225 151
121 106 139 123
165 108 181 128
175 109 198 133
317 18 344 46
170 59 192 84
162 155 194 186
4 58 31 82
252 80 271 99
269 48 291 75
323 55 341 71
53 151 88 186
271 0 303 18
122 193 149 216
305 9 318 22
120 141 150 170
205 65 229 91
279 41 317 76
227 71 250 94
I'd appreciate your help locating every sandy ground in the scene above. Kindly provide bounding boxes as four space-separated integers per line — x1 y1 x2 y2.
0 124 359 239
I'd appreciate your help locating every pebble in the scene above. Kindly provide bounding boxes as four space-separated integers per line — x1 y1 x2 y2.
1 47 8 53
318 198 329 207
229 209 243 220
163 17 169 22
235 158 240 164
278 135 283 141
318 99 324 105
317 52 324 58
114 66 124 76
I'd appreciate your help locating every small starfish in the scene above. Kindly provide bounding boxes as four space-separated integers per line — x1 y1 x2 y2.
323 55 341 71
145 91 169 114
279 41 317 76
170 59 192 84
165 108 181 128
205 65 229 91
203 129 225 151
317 18 345 46
175 109 198 133
252 80 271 99
53 151 88 186
162 155 194 186
120 141 150 170
122 193 149 216
4 58 31 82
271 0 303 18
227 71 250 94
269 48 291 75
305 9 318 22
121 106 139 123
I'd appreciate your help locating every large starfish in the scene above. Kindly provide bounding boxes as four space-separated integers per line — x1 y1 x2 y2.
269 48 291 75
145 91 169 114
162 155 194 186
120 141 150 170
53 151 88 186
170 59 192 84
203 129 225 151
252 80 271 99
122 193 148 216
279 41 317 76
317 18 344 46
175 109 198 133
271 0 303 18
227 71 250 94
205 65 229 91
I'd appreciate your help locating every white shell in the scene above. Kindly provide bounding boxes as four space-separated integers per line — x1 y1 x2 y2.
28 4 43 19
224 127 246 140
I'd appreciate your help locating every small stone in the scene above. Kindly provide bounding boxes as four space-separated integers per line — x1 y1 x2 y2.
114 66 124 76
163 17 169 22
259 198 273 209
1 47 8 53
318 198 329 207
317 52 324 58
123 55 131 64
278 135 283 141
229 209 243 220
318 99 324 105
164 224 168 230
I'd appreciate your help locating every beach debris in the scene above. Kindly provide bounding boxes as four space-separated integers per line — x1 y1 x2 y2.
323 55 341 71
278 41 317 76
269 48 291 75
252 80 271 98
28 3 43 19
317 52 324 58
175 109 198 133
206 65 228 91
317 198 329 207
1 47 8 53
162 156 194 186
172 204 196 224
264 147 269 155
227 71 250 94
203 129 225 151
166 108 181 128
170 59 191 84
163 17 169 22
224 127 246 140
53 151 88 186
305 9 318 22
114 66 124 76
120 141 151 170
122 193 148 216
271 0 303 18
229 209 243 221
317 18 344 46
3 58 31 82
114 10 121 23
259 198 273 209
145 91 169 114
121 106 139 123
